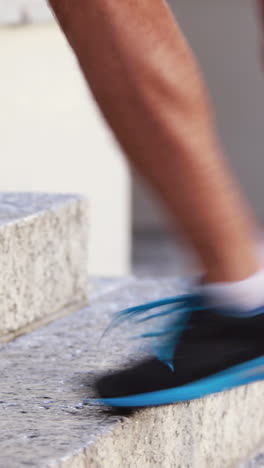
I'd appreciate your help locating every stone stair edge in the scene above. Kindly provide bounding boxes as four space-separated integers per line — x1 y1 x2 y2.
0 192 88 225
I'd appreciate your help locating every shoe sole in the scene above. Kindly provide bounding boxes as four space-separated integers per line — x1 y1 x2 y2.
99 354 264 408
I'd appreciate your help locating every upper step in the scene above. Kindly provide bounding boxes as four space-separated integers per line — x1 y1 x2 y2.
0 277 263 468
0 192 88 342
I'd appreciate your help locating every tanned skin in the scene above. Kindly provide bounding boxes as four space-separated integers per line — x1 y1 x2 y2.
49 0 262 282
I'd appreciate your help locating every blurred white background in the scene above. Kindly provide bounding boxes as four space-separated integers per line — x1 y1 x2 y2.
0 4 131 277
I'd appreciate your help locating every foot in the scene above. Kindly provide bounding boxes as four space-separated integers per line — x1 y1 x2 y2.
95 294 264 408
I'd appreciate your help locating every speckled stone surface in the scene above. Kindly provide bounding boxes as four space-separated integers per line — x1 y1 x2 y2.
1 277 264 468
0 193 88 339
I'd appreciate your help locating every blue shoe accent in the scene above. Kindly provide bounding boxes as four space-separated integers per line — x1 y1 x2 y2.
102 293 207 368
99 354 264 408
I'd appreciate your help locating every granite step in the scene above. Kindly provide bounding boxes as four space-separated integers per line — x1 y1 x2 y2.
0 277 264 468
0 192 88 343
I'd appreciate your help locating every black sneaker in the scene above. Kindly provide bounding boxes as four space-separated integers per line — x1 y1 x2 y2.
95 293 264 408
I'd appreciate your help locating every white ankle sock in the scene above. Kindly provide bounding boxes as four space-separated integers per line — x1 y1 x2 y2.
196 269 264 315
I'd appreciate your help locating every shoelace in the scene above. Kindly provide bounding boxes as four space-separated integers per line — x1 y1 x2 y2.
104 293 209 371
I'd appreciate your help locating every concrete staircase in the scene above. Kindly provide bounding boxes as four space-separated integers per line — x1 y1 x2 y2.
0 193 263 468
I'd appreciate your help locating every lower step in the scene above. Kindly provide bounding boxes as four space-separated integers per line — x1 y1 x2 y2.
0 277 263 468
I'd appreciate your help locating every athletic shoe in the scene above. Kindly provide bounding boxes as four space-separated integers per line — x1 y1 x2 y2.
95 294 264 408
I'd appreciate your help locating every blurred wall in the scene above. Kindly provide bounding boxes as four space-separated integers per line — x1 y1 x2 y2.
0 24 131 276
134 0 264 232
0 0 52 23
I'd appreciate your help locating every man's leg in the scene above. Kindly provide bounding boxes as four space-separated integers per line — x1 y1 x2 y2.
49 0 259 283
49 0 264 407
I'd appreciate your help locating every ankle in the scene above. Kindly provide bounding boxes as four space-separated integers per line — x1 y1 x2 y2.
203 258 260 284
